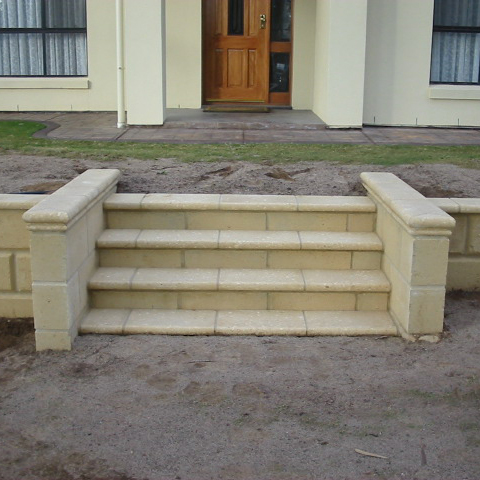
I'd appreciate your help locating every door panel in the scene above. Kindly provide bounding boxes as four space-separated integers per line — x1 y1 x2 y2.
203 0 270 103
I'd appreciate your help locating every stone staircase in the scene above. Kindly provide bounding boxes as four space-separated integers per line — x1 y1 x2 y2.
80 193 398 337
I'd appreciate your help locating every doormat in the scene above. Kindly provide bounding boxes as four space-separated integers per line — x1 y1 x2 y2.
203 106 271 113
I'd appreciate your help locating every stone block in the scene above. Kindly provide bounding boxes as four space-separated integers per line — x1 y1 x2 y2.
86 200 106 253
467 215 480 254
186 211 266 230
267 212 347 232
407 287 446 334
268 251 351 270
30 231 67 282
125 310 216 335
356 293 389 311
14 253 32 292
80 309 130 334
0 253 13 291
185 250 267 269
100 249 182 268
352 252 381 270
347 213 376 232
268 292 356 311
107 211 186 230
447 257 480 291
180 292 268 310
91 291 179 310
35 330 73 351
449 214 467 253
0 210 30 249
30 218 89 283
0 293 33 317
216 310 306 336
33 277 81 331
401 235 450 286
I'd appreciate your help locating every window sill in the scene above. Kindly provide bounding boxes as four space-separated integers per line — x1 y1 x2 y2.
0 78 89 89
429 85 480 100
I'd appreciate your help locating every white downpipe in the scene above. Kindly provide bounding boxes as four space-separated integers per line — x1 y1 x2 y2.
116 0 126 128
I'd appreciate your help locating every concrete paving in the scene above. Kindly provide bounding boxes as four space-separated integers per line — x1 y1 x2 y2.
2 110 480 145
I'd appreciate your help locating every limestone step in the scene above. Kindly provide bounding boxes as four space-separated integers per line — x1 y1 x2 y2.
88 268 390 311
80 309 398 337
104 194 376 232
89 267 390 292
97 229 383 270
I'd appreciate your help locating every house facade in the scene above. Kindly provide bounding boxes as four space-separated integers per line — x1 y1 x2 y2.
1 0 479 128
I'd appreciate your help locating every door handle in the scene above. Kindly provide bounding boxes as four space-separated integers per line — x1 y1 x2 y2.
260 14 267 29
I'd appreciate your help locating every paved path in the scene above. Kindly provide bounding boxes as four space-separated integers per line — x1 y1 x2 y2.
2 111 480 145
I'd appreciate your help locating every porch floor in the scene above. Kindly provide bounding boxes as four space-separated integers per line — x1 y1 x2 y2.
2 110 480 145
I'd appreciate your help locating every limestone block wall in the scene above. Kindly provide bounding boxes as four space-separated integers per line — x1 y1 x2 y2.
0 195 45 318
23 170 121 351
432 199 480 291
361 173 455 336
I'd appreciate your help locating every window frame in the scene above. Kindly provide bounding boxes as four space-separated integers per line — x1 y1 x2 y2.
0 0 88 78
430 1 480 85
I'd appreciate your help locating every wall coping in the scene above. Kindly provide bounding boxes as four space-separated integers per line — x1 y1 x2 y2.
361 172 456 233
23 169 121 229
0 194 46 210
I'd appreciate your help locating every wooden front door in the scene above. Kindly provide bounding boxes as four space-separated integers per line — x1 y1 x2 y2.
203 0 271 103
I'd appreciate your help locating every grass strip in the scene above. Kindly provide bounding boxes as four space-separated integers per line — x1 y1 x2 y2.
1 120 480 168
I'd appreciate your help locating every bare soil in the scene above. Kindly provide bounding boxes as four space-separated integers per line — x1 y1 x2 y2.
0 154 479 480
2 154 480 197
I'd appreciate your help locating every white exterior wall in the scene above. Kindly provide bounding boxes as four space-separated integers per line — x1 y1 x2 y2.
364 0 480 127
124 0 166 124
166 0 202 109
312 0 368 128
2 0 480 127
0 0 117 112
291 0 316 109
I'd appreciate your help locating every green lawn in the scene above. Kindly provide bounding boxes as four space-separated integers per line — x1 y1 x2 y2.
1 120 480 168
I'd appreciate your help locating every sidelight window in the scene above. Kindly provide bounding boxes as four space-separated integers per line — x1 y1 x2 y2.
0 0 87 76
269 0 292 97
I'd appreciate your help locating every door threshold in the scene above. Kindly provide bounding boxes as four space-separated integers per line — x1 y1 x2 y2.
203 105 271 113
202 104 292 111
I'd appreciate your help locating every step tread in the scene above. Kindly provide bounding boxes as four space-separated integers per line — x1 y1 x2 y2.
89 267 391 292
104 193 376 212
80 309 398 337
97 229 383 251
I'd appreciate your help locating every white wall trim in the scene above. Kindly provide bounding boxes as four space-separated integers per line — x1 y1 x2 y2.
0 78 90 90
429 85 480 101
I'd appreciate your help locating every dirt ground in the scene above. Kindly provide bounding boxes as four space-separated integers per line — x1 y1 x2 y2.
2 154 480 197
0 155 479 480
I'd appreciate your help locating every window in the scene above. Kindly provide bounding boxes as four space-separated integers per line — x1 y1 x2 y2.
0 0 87 76
431 0 480 84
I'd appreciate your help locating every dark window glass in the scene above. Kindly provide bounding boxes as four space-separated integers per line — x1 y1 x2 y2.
433 0 480 28
431 0 480 84
271 0 291 42
45 0 86 29
0 0 87 77
270 52 290 92
228 0 244 36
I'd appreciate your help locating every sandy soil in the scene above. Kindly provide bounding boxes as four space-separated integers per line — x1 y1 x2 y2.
0 155 479 479
0 292 479 480
2 154 480 197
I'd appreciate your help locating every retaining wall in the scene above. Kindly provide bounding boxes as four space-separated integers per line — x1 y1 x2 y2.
432 198 480 291
0 195 44 318
0 171 479 348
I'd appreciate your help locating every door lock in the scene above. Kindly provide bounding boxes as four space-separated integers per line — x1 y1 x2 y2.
260 14 267 29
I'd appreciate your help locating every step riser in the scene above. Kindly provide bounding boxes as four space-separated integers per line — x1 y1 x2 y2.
91 291 389 311
106 211 376 233
99 249 382 270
